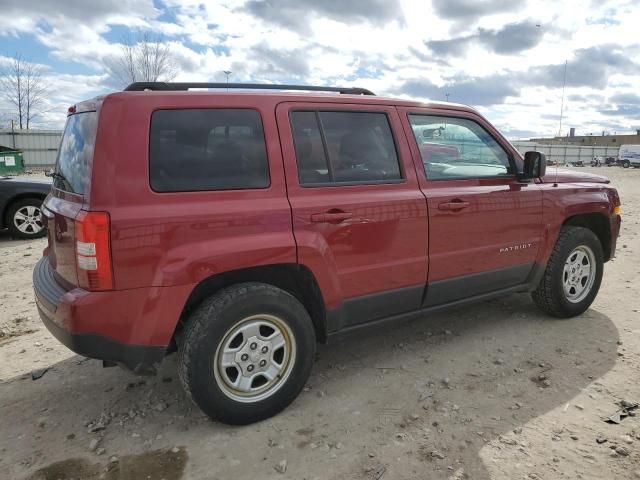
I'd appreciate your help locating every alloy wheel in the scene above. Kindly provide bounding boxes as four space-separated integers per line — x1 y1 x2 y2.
13 205 44 235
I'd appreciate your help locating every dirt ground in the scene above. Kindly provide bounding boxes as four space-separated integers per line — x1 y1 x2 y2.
1 167 639 480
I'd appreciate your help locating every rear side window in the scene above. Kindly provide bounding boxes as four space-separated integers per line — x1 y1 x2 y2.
290 110 401 185
54 112 98 194
150 109 270 192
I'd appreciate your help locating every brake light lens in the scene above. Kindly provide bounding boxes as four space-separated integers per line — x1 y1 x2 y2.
75 211 113 291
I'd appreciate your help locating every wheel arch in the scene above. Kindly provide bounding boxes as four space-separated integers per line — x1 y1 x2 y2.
171 263 328 350
562 213 612 261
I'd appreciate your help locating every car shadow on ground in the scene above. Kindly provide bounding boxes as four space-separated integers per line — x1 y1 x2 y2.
0 229 22 243
0 293 620 480
0 228 43 246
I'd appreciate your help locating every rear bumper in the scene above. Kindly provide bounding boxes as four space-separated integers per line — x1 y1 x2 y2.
37 304 165 374
33 257 190 374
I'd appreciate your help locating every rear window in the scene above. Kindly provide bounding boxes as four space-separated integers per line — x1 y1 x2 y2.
149 109 270 192
54 112 98 194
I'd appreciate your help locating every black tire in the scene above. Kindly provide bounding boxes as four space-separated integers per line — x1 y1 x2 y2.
532 226 603 318
178 282 316 425
623 160 630 168
5 197 46 239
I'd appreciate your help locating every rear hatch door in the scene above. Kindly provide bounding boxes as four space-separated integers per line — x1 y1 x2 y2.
43 110 98 288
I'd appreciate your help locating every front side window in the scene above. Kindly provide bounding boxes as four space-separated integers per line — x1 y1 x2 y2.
150 109 270 192
290 110 402 185
408 115 512 180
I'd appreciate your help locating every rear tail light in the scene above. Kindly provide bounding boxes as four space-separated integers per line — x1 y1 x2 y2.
74 211 113 291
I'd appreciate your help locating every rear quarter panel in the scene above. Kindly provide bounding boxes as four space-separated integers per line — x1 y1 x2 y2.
90 93 296 291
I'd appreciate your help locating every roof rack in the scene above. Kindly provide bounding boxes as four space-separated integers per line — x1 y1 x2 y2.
123 82 375 95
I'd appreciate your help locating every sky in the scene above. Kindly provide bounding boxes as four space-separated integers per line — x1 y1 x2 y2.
0 0 639 139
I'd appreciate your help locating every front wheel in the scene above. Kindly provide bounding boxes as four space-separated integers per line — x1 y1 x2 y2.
178 283 316 425
532 226 604 318
622 160 630 168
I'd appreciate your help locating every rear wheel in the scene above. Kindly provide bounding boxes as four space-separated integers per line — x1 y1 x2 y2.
622 160 630 168
178 283 316 425
532 226 603 318
6 197 46 239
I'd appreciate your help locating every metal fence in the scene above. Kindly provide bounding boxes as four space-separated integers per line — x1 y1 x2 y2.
0 129 62 168
510 141 620 165
0 130 625 170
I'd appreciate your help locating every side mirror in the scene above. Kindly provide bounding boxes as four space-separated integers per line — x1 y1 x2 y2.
520 151 546 180
45 168 54 177
422 127 443 138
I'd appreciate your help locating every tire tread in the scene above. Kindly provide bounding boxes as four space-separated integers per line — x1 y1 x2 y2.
177 282 315 424
178 283 274 401
532 227 574 316
532 226 603 318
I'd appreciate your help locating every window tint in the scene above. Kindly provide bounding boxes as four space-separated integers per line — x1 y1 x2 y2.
290 112 331 184
54 112 98 194
290 110 401 185
150 109 269 192
408 115 512 180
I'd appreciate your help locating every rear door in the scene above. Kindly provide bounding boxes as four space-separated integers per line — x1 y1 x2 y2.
399 107 543 306
276 102 428 331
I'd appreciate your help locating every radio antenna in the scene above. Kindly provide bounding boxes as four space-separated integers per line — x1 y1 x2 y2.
554 59 568 187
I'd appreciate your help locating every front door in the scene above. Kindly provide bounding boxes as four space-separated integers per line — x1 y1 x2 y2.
399 108 544 306
276 102 429 331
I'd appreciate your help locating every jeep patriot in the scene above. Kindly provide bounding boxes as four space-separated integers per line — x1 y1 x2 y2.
34 82 621 424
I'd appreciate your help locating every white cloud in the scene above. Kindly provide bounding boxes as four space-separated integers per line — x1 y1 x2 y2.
0 0 638 137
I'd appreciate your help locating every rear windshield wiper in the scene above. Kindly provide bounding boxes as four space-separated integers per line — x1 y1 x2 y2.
49 171 73 190
49 171 68 182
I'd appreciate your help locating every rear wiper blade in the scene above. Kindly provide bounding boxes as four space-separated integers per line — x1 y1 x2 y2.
50 172 69 182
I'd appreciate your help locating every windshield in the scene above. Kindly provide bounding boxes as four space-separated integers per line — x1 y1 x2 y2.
54 112 98 194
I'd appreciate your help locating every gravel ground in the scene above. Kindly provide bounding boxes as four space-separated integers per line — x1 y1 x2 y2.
0 166 639 480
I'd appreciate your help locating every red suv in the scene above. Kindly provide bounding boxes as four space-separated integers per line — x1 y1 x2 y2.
34 82 621 424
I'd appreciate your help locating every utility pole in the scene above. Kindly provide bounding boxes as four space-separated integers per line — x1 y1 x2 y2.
558 60 567 138
445 93 450 102
10 119 16 150
223 70 232 92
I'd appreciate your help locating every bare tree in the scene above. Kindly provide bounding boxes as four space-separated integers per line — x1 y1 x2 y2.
107 32 177 87
0 54 48 129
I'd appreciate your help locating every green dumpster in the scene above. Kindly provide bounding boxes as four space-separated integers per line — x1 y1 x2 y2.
0 151 25 175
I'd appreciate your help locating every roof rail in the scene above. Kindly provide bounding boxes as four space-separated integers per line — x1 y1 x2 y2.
123 82 375 95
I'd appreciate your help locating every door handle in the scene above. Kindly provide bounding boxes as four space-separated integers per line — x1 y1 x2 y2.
438 200 470 211
310 211 353 224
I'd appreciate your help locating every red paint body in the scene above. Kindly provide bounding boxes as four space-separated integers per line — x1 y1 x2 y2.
36 91 621 353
